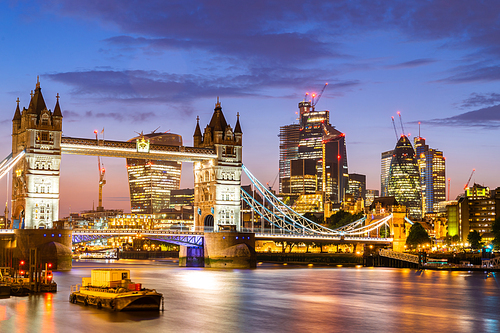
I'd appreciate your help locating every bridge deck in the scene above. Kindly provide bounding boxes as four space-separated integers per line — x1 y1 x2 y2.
61 137 216 162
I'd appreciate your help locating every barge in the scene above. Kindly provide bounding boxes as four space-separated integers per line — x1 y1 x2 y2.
69 269 163 311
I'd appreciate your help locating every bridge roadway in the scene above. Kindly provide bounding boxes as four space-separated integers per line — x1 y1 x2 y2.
72 229 393 247
60 137 217 162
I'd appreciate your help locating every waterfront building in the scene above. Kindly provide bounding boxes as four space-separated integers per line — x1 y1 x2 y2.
454 184 500 243
380 150 393 197
279 124 300 194
126 132 183 214
169 188 194 208
387 136 422 220
281 100 348 205
11 79 62 229
414 136 446 215
347 173 366 203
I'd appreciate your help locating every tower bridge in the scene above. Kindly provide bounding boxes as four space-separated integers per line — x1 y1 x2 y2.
0 80 403 269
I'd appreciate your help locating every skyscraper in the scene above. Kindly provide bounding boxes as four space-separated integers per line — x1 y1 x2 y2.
282 100 348 203
388 135 422 219
414 136 446 214
279 124 300 194
380 150 393 197
126 132 183 214
347 173 366 202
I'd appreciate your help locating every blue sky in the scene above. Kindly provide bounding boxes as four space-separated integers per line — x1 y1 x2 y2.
1 0 499 214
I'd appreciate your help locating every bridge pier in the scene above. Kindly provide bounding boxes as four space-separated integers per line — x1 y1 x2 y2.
203 232 256 268
179 246 204 267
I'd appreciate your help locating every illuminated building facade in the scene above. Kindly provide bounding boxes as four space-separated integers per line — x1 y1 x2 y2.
456 184 500 242
169 188 194 208
380 150 393 197
279 124 300 194
365 189 379 207
414 137 446 215
387 135 422 220
347 173 366 203
126 132 183 214
193 99 242 231
11 78 62 229
282 100 348 204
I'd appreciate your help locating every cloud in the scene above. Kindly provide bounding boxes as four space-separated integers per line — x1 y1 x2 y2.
45 69 360 104
434 65 500 84
385 58 436 70
422 104 500 129
459 93 500 109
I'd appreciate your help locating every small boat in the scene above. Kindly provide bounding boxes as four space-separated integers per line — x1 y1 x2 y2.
69 269 163 311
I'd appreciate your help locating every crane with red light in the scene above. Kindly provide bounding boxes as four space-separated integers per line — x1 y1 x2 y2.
94 130 106 211
464 169 475 191
312 83 328 111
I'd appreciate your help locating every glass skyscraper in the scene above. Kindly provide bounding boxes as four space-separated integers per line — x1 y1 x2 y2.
414 137 446 215
380 150 393 197
388 135 422 219
126 132 183 214
280 100 348 203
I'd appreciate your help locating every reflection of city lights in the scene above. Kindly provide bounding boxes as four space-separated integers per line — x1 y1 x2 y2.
182 272 219 290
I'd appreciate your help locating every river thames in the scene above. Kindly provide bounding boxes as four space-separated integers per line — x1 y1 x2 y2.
0 260 499 332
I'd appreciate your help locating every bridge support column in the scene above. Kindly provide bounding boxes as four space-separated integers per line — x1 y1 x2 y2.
203 232 256 268
179 246 204 267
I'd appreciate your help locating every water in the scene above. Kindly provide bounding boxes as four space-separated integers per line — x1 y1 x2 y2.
1 260 499 333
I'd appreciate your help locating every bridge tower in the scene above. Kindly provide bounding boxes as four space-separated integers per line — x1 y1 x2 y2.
193 98 242 232
11 78 62 229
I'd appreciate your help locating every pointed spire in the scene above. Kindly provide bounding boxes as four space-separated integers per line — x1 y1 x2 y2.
209 97 227 132
53 93 63 117
194 115 202 137
234 112 242 134
13 97 21 121
28 78 47 115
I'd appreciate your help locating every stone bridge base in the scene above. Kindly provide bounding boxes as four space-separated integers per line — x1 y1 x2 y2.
179 232 256 269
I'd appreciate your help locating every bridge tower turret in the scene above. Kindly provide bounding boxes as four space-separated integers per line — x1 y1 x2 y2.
11 78 62 229
193 98 242 232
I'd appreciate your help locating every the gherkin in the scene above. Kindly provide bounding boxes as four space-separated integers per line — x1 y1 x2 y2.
388 135 422 219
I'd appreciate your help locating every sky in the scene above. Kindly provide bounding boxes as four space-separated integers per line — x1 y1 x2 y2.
0 0 499 216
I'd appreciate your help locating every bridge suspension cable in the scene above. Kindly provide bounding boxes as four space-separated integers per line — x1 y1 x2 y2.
0 151 25 181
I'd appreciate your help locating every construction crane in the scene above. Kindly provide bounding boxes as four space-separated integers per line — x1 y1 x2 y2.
464 169 475 191
397 111 406 136
391 116 399 139
311 83 328 110
94 130 106 211
266 173 279 192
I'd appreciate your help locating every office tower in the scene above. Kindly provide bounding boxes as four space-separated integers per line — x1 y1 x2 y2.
387 135 422 219
414 137 446 215
169 188 194 208
380 150 393 197
126 132 183 214
285 100 348 203
365 189 379 207
456 185 500 243
279 124 300 194
347 173 366 202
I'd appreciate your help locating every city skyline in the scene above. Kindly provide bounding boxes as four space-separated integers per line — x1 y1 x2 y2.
1 1 500 215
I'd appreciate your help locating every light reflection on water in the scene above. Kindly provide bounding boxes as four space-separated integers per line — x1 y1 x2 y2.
0 260 499 333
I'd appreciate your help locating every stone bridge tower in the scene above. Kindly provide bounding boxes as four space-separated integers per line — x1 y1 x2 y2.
193 98 242 232
11 78 62 229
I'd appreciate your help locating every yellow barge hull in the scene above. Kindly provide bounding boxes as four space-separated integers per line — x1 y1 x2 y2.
69 290 162 311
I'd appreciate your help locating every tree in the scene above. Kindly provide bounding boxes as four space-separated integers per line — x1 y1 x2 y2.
406 222 431 249
326 210 364 229
492 217 500 250
467 230 483 250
